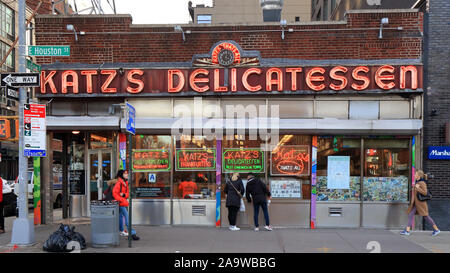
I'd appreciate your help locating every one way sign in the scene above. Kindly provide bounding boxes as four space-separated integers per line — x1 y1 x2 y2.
1 73 40 87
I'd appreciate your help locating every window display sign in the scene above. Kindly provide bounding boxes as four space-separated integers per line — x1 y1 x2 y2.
136 187 170 198
132 149 171 172
222 148 264 173
327 156 350 189
270 179 302 198
176 148 216 171
270 145 310 176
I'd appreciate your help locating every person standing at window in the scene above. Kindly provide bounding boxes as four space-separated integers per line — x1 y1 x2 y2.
179 175 198 199
224 173 245 231
401 170 440 236
246 173 272 231
113 170 140 240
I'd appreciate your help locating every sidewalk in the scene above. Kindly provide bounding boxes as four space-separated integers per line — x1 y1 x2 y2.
0 212 448 253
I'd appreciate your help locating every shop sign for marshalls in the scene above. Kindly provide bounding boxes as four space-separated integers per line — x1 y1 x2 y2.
24 104 46 157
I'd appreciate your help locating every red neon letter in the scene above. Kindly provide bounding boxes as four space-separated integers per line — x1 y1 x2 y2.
231 68 237 92
40 71 58 94
100 70 117 93
400 65 418 90
286 67 302 91
329 66 348 91
351 66 370 91
375 65 395 90
214 69 228 92
306 67 325 91
242 68 262 92
127 69 144 93
81 70 97 93
266 68 283 91
62 70 78 94
189 69 209 93
168 69 185 93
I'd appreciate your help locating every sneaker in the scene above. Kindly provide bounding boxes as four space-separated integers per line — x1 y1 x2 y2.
432 230 440 237
400 230 410 236
254 227 259 231
229 226 240 231
119 231 129 237
229 226 235 230
264 225 273 231
132 234 140 240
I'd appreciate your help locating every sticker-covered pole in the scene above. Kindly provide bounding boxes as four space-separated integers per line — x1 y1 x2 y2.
11 0 35 245
215 139 222 227
310 136 318 229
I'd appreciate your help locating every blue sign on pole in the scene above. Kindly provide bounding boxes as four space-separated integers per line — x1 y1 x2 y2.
126 102 136 135
428 146 450 160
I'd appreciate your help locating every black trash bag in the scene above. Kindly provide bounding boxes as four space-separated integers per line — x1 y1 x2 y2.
43 224 87 252
67 226 87 250
43 224 72 252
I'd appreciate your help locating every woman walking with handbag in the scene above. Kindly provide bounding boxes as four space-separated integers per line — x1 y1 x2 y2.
224 173 245 231
401 170 440 236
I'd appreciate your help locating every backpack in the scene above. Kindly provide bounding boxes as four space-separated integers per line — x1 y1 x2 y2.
103 180 122 201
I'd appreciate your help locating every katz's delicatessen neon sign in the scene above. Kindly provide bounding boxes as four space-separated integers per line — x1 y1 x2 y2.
39 65 421 96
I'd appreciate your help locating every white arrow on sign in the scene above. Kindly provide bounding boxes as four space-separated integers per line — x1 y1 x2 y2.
2 74 39 87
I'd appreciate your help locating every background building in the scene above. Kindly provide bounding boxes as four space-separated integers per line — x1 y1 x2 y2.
193 0 311 24
311 0 423 21
423 0 450 231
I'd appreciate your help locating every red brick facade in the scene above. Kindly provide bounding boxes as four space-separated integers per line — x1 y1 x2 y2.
34 10 423 65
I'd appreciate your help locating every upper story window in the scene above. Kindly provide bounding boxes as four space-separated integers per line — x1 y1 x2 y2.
1 41 14 72
1 2 15 40
197 14 212 24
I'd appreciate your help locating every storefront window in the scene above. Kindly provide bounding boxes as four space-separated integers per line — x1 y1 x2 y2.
363 139 409 202
269 135 311 200
132 135 171 199
174 135 216 200
317 137 361 201
69 133 86 195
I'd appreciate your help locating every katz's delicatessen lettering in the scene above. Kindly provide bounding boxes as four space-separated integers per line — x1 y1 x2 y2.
38 65 421 96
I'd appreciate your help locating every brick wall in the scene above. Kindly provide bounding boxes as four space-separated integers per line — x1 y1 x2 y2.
423 0 450 201
34 10 423 64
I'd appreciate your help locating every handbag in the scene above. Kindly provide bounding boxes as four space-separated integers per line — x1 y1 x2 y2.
227 179 245 211
417 191 432 201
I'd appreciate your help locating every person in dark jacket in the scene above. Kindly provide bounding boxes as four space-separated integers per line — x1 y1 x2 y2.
0 177 4 234
245 173 272 231
224 173 245 231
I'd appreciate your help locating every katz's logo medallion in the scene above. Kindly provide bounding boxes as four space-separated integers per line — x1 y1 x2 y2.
193 40 260 67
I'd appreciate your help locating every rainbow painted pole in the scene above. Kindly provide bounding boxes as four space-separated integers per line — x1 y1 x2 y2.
215 139 222 227
411 136 416 229
311 136 318 229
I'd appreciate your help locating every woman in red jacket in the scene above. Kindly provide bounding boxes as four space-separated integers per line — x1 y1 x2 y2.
113 170 139 240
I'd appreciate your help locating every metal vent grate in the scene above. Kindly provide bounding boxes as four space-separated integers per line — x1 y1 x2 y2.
328 207 343 217
192 205 206 216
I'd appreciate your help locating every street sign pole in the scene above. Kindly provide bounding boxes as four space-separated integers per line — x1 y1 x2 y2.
125 102 135 248
11 0 35 245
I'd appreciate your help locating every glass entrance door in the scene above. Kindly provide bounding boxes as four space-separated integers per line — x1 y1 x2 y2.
88 149 113 201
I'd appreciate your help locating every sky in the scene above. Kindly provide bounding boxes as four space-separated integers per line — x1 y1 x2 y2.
69 0 213 24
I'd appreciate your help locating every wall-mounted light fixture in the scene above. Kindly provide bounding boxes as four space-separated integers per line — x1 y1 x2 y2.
66 24 78 42
280 19 287 40
174 25 186 42
72 130 80 135
378 18 389 39
118 67 124 76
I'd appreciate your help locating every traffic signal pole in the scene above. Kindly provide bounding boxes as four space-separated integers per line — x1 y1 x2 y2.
10 0 35 246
